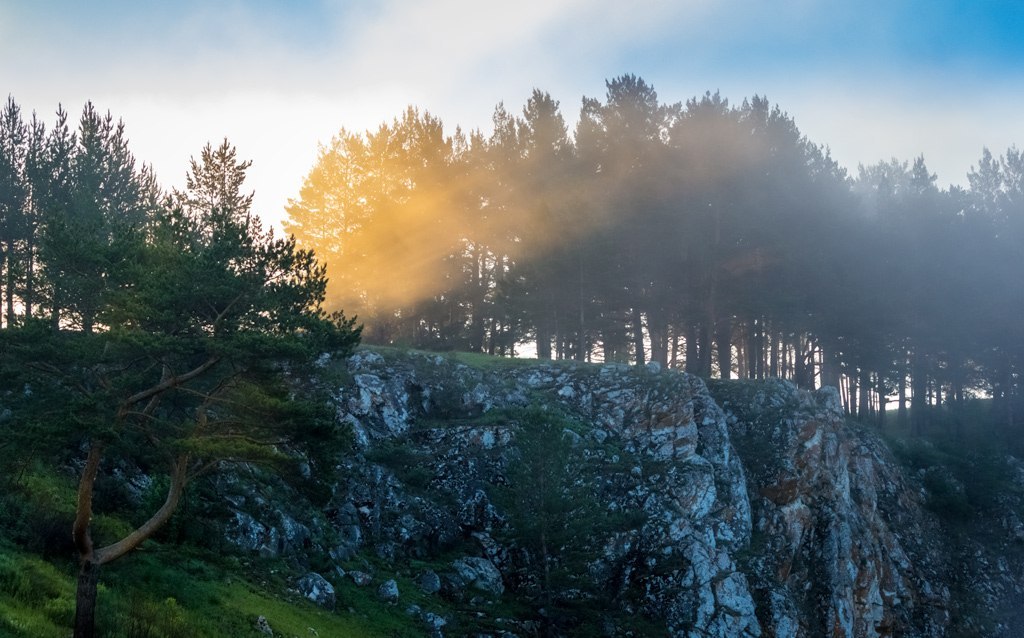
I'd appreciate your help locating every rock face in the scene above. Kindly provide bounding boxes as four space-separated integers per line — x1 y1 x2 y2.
713 379 949 638
223 349 977 635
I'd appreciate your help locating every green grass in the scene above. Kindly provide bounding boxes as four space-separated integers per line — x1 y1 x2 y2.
0 461 430 638
0 549 75 638
0 540 431 638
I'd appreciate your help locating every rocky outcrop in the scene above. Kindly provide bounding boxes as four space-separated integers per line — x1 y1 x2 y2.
714 379 948 637
327 351 768 635
222 349 967 636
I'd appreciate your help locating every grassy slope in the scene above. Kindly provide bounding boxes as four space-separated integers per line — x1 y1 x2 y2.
0 468 427 638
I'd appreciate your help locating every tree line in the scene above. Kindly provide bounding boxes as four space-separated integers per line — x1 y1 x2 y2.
283 75 1024 435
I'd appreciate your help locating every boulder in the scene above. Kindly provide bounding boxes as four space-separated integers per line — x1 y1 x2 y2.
451 557 504 595
297 572 335 610
418 569 442 594
378 578 400 603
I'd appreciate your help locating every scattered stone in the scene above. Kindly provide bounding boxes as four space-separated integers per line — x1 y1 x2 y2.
451 557 505 595
348 570 373 587
423 611 447 633
297 572 335 610
418 569 442 594
378 579 400 603
255 615 273 636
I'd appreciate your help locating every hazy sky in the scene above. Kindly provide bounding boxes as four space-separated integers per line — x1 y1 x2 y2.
3 0 1023 227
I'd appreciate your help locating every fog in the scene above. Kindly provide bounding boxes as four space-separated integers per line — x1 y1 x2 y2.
283 77 1024 431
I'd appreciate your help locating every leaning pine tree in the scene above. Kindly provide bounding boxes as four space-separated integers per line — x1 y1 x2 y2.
5 139 360 638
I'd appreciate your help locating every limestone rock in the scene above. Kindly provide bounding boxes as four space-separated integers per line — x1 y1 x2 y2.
451 557 505 595
378 578 400 603
418 569 442 594
228 350 967 636
297 572 335 610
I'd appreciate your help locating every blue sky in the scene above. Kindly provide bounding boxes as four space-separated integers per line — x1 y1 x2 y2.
3 0 1023 226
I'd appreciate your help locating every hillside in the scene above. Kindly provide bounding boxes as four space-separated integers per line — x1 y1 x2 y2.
2 347 1023 637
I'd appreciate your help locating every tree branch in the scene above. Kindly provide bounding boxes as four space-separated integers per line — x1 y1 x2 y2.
72 443 105 562
122 356 220 409
94 453 189 566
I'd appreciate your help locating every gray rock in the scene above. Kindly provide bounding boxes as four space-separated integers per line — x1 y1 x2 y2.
451 557 504 595
423 611 447 632
297 572 335 610
226 511 278 556
348 570 373 587
378 578 400 603
418 569 442 594
255 615 273 636
290 350 956 637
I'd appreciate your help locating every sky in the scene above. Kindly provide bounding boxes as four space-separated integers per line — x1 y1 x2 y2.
3 0 1024 229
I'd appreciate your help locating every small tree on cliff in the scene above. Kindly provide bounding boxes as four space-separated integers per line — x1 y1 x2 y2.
4 140 359 638
495 406 640 631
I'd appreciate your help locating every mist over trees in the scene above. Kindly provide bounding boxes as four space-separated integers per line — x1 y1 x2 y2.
1 77 1021 439
284 75 1024 433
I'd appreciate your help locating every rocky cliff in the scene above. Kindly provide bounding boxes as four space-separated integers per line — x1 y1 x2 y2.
217 349 1022 637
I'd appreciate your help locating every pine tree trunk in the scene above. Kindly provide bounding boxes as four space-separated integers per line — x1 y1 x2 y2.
685 323 699 374
631 307 645 366
73 443 103 638
74 559 100 638
716 318 731 379
648 311 668 367
911 351 928 436
50 290 61 331
757 324 767 380
849 374 859 418
877 374 888 428
25 234 34 318
669 327 679 369
5 237 14 326
820 345 840 390
0 248 6 329
576 256 586 361
697 321 712 377
72 443 189 637
897 371 908 428
536 317 552 360
794 336 807 388
736 325 748 379
750 320 763 380
486 317 497 355
858 368 872 418
746 321 757 380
